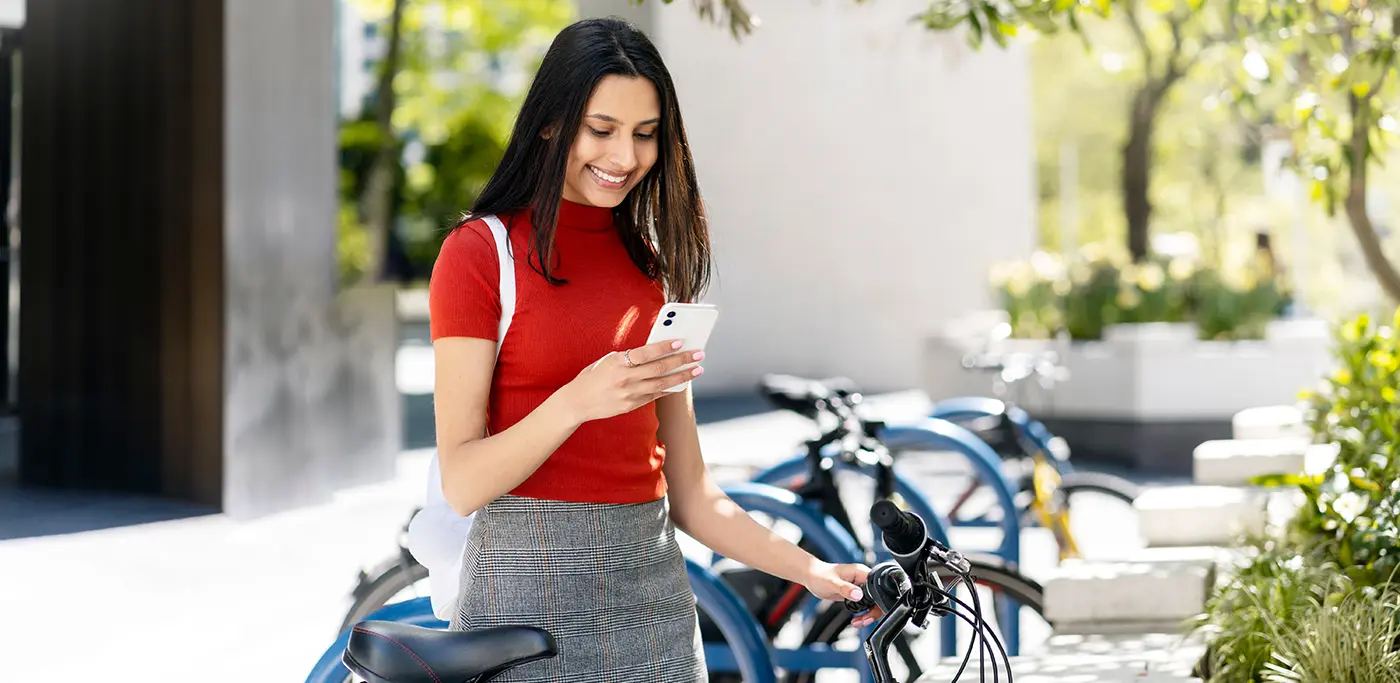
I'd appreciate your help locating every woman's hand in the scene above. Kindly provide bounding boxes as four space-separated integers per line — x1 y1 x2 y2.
558 338 705 424
805 561 883 628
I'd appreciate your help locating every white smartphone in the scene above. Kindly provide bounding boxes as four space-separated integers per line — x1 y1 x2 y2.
644 302 719 392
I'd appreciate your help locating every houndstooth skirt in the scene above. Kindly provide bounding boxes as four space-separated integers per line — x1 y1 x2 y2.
449 494 707 682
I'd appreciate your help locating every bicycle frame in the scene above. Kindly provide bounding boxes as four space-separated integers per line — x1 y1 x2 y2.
929 396 1086 560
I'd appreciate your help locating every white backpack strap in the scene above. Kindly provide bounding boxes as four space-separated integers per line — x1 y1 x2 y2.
482 214 514 355
408 213 516 621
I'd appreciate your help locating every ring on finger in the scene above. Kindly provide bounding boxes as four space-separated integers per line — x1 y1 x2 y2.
623 350 638 368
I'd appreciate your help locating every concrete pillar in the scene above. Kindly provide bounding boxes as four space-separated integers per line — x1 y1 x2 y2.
19 0 399 517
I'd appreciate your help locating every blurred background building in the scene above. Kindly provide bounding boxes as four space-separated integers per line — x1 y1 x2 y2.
3 0 1396 515
0 0 1036 518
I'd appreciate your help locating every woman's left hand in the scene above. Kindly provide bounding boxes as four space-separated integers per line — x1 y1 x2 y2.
804 561 883 628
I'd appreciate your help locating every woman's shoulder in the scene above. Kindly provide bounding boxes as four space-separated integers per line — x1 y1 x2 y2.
438 209 527 262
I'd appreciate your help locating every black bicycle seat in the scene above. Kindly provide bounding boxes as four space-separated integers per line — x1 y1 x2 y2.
344 621 556 683
759 374 835 418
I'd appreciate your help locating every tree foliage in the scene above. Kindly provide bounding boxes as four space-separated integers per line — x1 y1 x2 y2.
1225 0 1400 300
675 0 1400 299
338 0 574 284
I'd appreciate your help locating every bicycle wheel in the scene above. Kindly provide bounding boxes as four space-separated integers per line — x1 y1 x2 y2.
1058 471 1141 504
337 552 429 634
785 554 1048 683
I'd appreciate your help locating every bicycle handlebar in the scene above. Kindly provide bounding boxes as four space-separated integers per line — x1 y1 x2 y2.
871 500 924 557
851 503 1005 682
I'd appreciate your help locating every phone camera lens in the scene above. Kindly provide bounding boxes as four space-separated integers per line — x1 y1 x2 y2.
666 311 677 318
663 319 673 326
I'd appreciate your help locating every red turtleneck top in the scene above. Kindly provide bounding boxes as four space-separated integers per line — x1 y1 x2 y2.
427 199 669 504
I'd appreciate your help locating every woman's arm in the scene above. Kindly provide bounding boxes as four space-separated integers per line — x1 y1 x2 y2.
433 337 582 517
435 337 703 517
657 389 879 626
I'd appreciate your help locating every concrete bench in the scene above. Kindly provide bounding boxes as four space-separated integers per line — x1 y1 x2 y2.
1134 485 1268 547
1042 553 1215 634
1232 404 1306 441
1193 438 1308 486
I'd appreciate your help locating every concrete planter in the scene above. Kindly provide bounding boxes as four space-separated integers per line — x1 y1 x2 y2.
922 315 1333 475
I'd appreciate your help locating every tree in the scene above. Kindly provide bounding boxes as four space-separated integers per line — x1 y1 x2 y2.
341 0 574 283
1226 2 1400 301
360 0 407 284
686 0 1400 299
917 1 1232 261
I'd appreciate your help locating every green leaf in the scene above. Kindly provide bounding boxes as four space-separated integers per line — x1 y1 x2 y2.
1252 472 1324 488
966 8 985 50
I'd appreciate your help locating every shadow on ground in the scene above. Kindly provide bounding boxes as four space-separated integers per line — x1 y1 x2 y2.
0 485 216 541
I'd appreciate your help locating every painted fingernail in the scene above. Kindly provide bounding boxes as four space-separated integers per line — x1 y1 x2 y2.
692 367 704 376
671 340 683 349
850 587 863 601
692 351 705 361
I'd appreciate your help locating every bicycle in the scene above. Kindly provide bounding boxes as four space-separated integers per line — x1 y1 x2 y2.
930 325 1142 562
740 375 1047 682
335 501 1009 683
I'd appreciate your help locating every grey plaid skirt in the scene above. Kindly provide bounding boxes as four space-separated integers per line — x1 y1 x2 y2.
449 494 707 682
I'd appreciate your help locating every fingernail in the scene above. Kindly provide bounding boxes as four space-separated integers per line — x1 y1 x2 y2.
671 340 683 349
692 367 704 376
692 351 705 361
850 587 863 601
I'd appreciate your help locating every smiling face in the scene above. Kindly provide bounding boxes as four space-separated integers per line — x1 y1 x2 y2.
561 74 661 208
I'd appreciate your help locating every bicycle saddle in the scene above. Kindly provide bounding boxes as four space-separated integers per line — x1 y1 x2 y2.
759 374 860 418
344 621 556 683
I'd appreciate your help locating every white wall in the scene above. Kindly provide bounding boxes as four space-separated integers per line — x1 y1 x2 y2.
579 0 1037 394
0 0 21 28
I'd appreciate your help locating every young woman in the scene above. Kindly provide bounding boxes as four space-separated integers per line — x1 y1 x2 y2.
428 16 880 680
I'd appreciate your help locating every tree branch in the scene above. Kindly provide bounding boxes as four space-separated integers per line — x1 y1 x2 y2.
1344 90 1400 301
1124 0 1157 74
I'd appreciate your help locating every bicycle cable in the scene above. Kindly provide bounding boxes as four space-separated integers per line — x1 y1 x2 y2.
934 580 1014 683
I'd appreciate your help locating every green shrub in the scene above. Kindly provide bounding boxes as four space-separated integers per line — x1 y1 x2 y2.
1262 582 1400 683
990 243 1286 341
1285 309 1400 586
1191 540 1338 683
1197 308 1400 682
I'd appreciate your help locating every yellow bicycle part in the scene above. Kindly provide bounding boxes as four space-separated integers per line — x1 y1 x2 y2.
1029 452 1082 562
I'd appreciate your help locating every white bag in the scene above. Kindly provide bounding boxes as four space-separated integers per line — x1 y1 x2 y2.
404 214 514 622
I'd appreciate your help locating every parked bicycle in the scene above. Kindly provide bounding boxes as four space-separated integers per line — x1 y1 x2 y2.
338 501 1010 683
931 323 1142 561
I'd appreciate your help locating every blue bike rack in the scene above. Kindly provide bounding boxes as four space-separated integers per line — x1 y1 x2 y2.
748 454 954 548
710 482 880 682
929 396 1068 472
749 450 969 658
305 560 781 683
877 418 1024 655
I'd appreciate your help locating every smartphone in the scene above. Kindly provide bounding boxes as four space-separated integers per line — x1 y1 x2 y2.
644 302 719 392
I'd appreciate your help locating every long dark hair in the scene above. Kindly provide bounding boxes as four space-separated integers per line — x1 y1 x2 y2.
461 17 712 303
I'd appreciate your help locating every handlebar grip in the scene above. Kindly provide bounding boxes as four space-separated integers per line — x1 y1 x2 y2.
844 590 876 616
870 500 924 556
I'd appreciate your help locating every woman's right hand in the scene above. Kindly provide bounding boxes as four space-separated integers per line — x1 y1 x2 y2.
558 338 705 424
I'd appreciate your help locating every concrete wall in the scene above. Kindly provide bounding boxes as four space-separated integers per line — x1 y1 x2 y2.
223 0 400 517
578 0 1037 394
17 0 399 517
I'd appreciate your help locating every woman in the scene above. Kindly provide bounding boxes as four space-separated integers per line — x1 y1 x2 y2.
428 16 880 680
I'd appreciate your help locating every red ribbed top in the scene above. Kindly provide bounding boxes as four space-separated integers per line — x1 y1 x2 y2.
427 199 669 503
